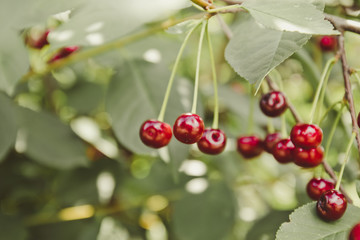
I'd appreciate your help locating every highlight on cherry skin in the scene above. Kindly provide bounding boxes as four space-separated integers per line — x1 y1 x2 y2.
197 128 227 155
263 132 282 153
349 223 360 240
173 113 204 144
237 135 264 159
272 138 295 164
290 123 323 149
306 177 335 200
259 91 287 117
139 120 172 148
316 189 347 221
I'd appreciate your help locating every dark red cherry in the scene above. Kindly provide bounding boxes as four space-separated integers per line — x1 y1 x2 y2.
259 91 287 117
357 112 360 129
264 132 282 153
293 146 324 168
290 123 323 149
26 29 50 49
306 178 335 200
272 138 295 164
349 223 360 240
319 36 337 52
316 189 347 221
197 128 227 155
173 113 204 144
139 120 172 148
237 136 263 159
48 46 80 63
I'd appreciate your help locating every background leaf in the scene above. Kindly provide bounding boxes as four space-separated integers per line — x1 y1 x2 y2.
225 14 310 86
0 214 27 240
0 93 17 162
276 202 360 240
242 0 339 35
16 107 89 169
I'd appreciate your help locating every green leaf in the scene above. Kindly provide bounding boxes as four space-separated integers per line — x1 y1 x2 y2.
16 107 89 169
0 93 17 162
166 19 202 34
225 14 310 86
173 181 236 240
242 0 339 35
0 214 27 240
276 202 360 240
48 0 190 48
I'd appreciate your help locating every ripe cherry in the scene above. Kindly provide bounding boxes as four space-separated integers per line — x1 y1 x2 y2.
272 138 295 164
237 136 263 159
349 223 360 240
173 113 204 144
48 46 80 63
259 91 287 117
197 128 227 155
293 146 324 168
319 36 337 52
306 178 335 200
316 189 347 221
26 29 50 49
290 123 323 149
357 112 360 129
263 132 282 153
139 120 172 148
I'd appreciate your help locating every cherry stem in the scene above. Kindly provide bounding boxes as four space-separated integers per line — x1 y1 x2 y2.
354 72 360 88
318 100 343 125
191 20 207 114
324 103 345 165
206 22 219 129
207 4 243 13
309 56 337 124
267 118 275 134
157 20 202 122
335 132 356 191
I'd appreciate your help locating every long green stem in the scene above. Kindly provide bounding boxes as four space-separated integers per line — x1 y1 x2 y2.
248 85 255 134
324 104 345 164
309 57 337 124
206 22 219 129
335 132 356 191
318 100 343 125
157 20 202 121
191 20 207 114
207 4 243 13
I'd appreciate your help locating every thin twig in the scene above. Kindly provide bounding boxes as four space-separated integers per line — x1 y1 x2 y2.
338 33 360 155
325 14 360 35
265 76 302 123
216 15 233 39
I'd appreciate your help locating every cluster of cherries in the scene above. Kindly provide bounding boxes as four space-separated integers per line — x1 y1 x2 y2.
139 113 226 155
25 28 79 62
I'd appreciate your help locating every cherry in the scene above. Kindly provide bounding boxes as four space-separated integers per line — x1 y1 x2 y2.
139 120 172 148
197 128 227 155
263 132 282 153
319 36 337 52
290 123 323 149
349 223 360 240
306 177 335 200
237 136 263 159
48 46 80 63
173 113 204 144
357 112 360 129
272 138 295 164
293 146 324 168
26 29 50 49
316 189 347 221
259 91 287 117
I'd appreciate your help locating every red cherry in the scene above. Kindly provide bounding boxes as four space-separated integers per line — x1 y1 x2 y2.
306 178 335 200
259 91 287 117
48 46 80 63
26 29 50 49
290 123 323 149
272 138 295 164
293 146 324 168
197 128 227 155
316 189 347 221
237 136 263 159
357 112 360 129
349 223 360 240
139 120 172 148
173 113 204 144
319 36 337 52
263 132 282 153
